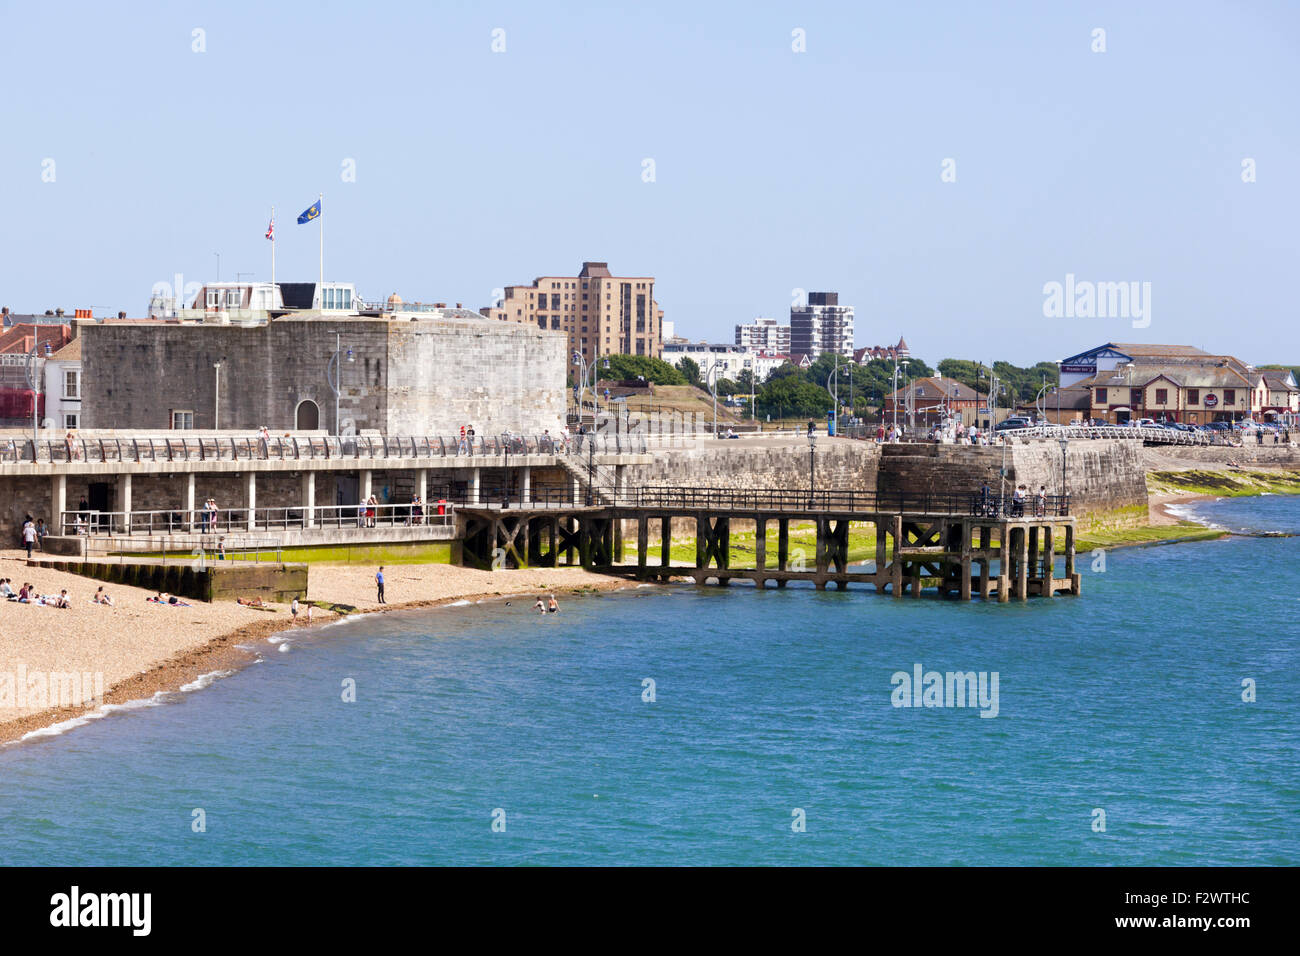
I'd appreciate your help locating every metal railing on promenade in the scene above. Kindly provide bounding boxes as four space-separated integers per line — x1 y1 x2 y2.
2 432 647 465
993 423 1218 446
60 502 456 536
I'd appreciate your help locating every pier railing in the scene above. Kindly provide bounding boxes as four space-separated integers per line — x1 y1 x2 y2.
3 432 648 465
624 486 1071 517
441 485 1072 517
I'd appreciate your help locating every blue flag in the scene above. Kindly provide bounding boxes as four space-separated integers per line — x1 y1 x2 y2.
297 199 321 224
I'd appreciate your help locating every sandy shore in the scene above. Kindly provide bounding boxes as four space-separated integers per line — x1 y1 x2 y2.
0 554 640 745
1147 490 1218 526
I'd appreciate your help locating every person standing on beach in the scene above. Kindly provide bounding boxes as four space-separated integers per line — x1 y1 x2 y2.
291 597 300 623
376 566 386 604
22 517 36 558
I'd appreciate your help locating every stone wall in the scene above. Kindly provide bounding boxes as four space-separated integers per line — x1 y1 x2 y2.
79 313 566 436
875 440 1148 519
1145 444 1300 469
617 440 879 491
613 440 881 542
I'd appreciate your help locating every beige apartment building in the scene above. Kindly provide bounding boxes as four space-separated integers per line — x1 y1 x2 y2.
482 261 663 360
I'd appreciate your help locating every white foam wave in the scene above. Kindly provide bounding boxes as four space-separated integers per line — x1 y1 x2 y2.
446 599 472 607
15 693 167 743
277 643 291 653
179 669 234 693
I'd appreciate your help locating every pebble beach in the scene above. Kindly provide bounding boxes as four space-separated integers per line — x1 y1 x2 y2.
0 550 635 744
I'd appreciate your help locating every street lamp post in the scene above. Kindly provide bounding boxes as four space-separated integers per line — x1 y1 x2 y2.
1035 382 1053 424
326 332 355 435
704 360 723 438
23 344 48 449
891 358 909 435
807 424 817 509
586 434 595 507
213 361 224 430
1058 437 1069 513
830 355 841 435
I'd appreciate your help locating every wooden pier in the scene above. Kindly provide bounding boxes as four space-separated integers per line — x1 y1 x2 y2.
460 487 1080 601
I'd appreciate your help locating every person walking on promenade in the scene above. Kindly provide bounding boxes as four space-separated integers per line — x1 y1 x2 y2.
1036 485 1047 517
1012 485 1026 517
22 516 36 558
375 566 386 604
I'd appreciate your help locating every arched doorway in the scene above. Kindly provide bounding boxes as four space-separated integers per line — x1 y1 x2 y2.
295 400 320 431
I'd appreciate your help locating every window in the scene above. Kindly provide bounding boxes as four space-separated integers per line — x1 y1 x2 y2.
1187 389 1199 404
1155 388 1168 404
64 413 78 429
1224 389 1236 404
1130 389 1142 407
225 289 241 308
1096 387 1107 403
171 410 195 429
63 370 79 398
206 290 219 308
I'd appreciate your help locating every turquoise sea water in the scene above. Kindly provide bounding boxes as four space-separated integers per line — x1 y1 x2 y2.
1 496 1297 866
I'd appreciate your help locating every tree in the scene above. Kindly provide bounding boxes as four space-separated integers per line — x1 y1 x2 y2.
756 377 834 419
675 356 702 388
600 354 685 386
735 368 756 394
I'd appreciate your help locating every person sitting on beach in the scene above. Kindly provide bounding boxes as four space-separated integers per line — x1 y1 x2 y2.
93 586 114 606
0 578 13 598
52 589 70 609
17 583 32 603
238 597 267 608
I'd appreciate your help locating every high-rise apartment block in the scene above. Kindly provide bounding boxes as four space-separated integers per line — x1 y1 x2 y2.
735 317 790 353
482 261 663 360
790 291 854 359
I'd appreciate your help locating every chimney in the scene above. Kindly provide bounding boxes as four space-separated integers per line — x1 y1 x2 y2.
55 307 65 317
455 302 462 309
117 311 126 320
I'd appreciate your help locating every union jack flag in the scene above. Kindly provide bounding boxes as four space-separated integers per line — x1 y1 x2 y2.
265 217 274 241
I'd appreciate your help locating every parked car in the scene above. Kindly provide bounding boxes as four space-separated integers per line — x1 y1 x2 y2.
995 417 1032 431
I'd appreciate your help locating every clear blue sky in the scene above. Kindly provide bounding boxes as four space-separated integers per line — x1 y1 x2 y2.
1 0 1296 366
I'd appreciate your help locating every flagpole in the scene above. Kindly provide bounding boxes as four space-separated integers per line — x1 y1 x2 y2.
270 204 276 294
318 192 324 311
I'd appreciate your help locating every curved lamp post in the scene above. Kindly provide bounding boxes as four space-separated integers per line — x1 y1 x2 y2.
24 343 51 449
807 424 817 508
327 332 356 435
703 359 724 438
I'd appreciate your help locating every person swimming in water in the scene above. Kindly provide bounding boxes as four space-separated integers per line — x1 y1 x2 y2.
533 596 546 614
547 596 558 614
